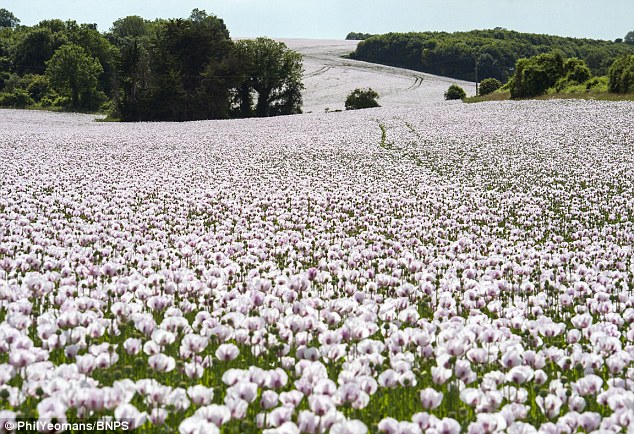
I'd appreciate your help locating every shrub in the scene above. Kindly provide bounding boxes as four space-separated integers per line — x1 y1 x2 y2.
509 52 564 99
0 73 52 103
0 88 34 108
345 88 380 110
0 71 9 91
26 74 50 102
608 55 634 93
563 58 592 84
478 78 502 96
444 84 466 100
552 58 593 92
584 76 608 91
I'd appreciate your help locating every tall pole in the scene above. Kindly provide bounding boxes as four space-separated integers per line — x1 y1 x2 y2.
475 60 479 96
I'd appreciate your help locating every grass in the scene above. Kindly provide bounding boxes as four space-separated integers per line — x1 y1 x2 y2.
0 102 113 118
535 91 634 101
465 90 634 103
463 91 511 103
465 77 634 103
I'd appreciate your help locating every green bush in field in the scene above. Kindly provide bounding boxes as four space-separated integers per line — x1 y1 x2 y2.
345 88 380 110
444 84 466 100
478 78 502 95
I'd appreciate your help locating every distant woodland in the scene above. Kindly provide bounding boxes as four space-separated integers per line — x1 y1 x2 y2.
349 29 634 83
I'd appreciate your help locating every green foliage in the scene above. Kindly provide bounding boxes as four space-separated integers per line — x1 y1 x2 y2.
562 58 591 84
0 9 19 28
444 84 466 100
478 77 502 95
345 87 380 110
112 11 304 121
608 55 634 93
0 71 9 91
625 31 634 45
39 92 65 108
547 75 607 95
109 16 149 39
584 76 608 91
0 9 304 119
6 19 115 102
0 87 33 107
64 22 117 95
4 73 51 102
352 29 634 82
552 57 592 92
234 38 304 117
346 32 374 41
0 73 51 102
24 74 48 101
117 12 239 121
46 43 104 110
12 27 57 74
509 52 565 99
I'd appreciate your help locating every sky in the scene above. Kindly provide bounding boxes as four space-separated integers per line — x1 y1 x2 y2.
2 0 632 41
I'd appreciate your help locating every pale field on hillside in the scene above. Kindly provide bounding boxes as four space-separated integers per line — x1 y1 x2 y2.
281 39 476 113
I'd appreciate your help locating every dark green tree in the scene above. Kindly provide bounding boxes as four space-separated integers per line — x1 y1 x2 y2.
189 8 208 22
60 21 117 98
624 31 634 45
108 16 153 117
46 43 103 110
345 88 380 109
13 28 57 74
25 74 50 101
234 38 304 117
608 55 634 93
346 32 373 41
37 19 68 34
0 9 19 28
552 58 592 92
117 11 239 121
110 16 149 39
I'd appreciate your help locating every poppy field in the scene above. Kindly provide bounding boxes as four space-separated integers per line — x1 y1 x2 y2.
0 100 633 433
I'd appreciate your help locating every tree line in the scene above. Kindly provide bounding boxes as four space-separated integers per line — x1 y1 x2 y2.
0 8 304 121
349 28 634 83
345 32 374 41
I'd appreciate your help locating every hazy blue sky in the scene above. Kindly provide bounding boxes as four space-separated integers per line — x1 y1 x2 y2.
2 0 632 40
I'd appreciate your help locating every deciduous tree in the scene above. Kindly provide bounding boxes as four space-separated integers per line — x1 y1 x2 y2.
0 9 19 28
46 43 103 110
234 38 304 117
